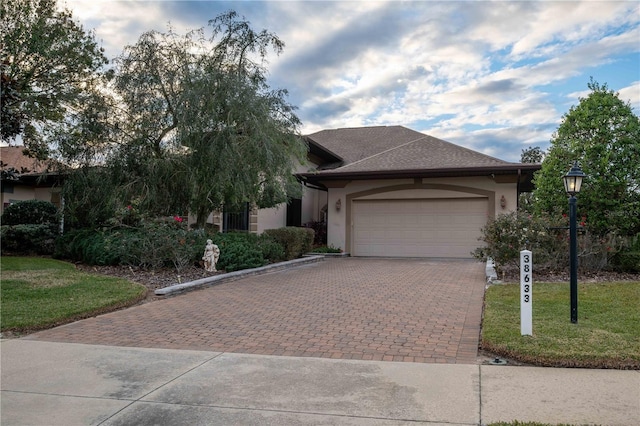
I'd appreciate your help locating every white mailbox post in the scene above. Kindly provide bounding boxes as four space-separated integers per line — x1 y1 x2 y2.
520 250 533 336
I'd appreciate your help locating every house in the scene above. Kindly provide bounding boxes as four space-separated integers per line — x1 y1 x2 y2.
295 125 540 258
202 155 331 234
2 127 540 260
0 146 63 214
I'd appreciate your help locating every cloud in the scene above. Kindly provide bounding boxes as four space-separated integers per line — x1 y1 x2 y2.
67 0 181 60
618 81 640 113
63 0 639 162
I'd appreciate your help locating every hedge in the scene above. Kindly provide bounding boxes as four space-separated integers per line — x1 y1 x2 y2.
263 227 314 260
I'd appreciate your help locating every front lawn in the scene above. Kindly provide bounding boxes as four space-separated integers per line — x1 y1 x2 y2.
1 256 147 333
482 281 640 369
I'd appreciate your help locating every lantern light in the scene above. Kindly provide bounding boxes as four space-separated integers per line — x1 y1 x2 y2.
563 161 586 196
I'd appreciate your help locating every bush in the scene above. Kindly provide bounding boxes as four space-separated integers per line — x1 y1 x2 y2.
1 200 59 226
211 232 269 272
256 235 286 263
55 220 210 271
1 224 58 255
610 234 640 273
311 245 342 254
304 221 327 245
55 223 289 273
612 252 640 272
263 227 314 260
1 200 60 255
474 212 634 276
472 212 564 274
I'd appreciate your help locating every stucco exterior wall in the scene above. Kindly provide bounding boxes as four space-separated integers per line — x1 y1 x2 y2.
256 159 328 233
256 184 327 233
257 205 286 233
1 184 60 214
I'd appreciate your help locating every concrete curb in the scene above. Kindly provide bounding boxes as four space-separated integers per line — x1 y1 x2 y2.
303 252 351 258
154 255 325 297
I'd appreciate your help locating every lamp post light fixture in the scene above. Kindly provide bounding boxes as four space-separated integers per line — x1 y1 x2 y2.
563 161 586 324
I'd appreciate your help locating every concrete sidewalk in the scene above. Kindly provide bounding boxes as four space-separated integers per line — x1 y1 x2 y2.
2 340 638 425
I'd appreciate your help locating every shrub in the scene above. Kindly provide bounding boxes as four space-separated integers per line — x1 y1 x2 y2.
1 200 59 255
55 223 289 273
211 232 268 272
263 227 314 260
311 245 342 254
256 235 286 263
472 212 564 274
133 220 208 271
56 228 139 266
55 220 210 271
473 212 634 276
610 234 640 273
304 220 327 245
1 224 58 255
1 200 59 226
612 252 640 272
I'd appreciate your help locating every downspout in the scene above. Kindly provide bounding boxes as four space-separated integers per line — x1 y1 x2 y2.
517 168 521 210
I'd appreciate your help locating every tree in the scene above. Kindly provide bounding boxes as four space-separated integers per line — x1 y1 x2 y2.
533 79 640 236
517 146 545 214
520 146 544 163
63 11 307 228
0 0 107 153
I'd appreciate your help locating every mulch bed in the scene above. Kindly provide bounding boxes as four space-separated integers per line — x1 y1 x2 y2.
74 263 225 304
496 265 638 284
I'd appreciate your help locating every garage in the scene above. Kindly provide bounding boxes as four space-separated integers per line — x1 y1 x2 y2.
352 198 488 258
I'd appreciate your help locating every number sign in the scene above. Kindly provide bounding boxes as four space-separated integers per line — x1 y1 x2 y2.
520 250 533 336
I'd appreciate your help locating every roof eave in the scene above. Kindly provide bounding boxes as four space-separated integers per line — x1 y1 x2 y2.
297 163 541 182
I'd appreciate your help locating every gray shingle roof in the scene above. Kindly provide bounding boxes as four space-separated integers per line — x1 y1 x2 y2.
305 125 514 174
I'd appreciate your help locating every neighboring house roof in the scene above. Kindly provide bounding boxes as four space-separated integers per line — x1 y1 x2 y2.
1 146 53 176
299 125 540 185
1 146 62 186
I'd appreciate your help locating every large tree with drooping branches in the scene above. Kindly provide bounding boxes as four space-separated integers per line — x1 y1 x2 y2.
62 11 307 228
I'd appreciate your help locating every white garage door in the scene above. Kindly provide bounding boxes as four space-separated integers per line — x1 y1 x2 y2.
352 198 488 258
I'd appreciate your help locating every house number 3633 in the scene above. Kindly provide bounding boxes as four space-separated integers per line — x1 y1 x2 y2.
520 250 533 336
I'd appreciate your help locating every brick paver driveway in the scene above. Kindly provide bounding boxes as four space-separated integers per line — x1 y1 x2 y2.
28 258 486 364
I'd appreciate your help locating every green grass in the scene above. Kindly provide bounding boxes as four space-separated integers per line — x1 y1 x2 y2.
1 256 146 333
482 281 640 369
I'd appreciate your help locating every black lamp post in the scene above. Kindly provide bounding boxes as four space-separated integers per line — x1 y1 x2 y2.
563 161 586 324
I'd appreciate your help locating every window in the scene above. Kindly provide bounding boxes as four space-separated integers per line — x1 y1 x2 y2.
223 203 249 232
1 183 14 193
286 198 302 227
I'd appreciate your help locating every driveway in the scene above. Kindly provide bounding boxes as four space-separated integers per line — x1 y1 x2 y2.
27 258 486 364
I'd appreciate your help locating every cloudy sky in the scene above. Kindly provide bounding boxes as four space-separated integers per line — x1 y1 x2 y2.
66 0 639 162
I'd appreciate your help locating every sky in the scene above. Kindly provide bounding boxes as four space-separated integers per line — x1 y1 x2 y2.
65 0 640 162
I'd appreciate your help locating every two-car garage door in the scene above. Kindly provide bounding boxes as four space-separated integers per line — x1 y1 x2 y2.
352 198 488 258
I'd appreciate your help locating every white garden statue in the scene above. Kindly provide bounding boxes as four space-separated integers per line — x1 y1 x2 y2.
202 239 220 272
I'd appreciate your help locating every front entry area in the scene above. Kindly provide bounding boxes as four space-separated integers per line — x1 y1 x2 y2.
352 198 488 257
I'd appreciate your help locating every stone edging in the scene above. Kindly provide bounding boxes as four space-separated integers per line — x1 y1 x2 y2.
155 255 325 297
303 252 350 258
